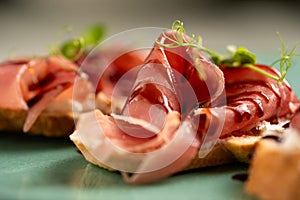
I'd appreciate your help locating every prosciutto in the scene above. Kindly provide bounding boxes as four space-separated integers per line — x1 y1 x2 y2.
71 30 299 183
79 49 147 97
0 55 83 132
291 106 300 132
71 30 224 183
194 65 299 156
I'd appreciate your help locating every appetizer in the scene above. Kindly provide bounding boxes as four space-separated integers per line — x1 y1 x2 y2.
70 21 299 183
0 25 145 136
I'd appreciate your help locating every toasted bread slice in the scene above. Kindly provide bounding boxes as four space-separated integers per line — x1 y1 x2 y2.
181 122 287 171
0 108 74 137
71 129 261 172
245 129 300 200
183 136 260 170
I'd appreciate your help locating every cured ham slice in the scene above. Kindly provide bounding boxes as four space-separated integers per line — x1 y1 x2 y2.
0 58 48 110
195 64 299 156
151 30 224 105
80 49 147 97
223 65 297 131
23 84 67 132
0 55 83 133
77 49 147 114
290 106 300 132
71 109 200 184
221 65 299 117
120 30 224 130
71 30 225 183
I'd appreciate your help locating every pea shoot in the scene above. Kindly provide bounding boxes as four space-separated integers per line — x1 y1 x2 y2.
156 20 299 82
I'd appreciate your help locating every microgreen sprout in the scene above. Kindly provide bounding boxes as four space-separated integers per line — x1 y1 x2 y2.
269 32 300 82
50 24 105 61
156 20 299 82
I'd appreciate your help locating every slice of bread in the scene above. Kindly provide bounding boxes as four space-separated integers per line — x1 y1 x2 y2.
245 128 300 200
71 128 261 173
0 108 74 137
183 120 288 171
183 136 259 170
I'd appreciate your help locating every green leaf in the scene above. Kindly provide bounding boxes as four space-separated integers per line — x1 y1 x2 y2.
232 47 257 66
60 37 85 60
82 24 106 46
51 24 106 61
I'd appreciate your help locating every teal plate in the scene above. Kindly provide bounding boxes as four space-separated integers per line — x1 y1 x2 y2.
0 56 299 200
0 133 255 200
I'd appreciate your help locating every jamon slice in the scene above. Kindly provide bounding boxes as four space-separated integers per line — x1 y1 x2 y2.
0 55 88 136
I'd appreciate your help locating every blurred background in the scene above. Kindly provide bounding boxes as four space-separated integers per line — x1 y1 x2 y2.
0 0 300 60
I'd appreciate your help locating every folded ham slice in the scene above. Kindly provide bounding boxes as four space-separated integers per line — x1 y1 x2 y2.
71 109 200 184
71 30 225 183
195 64 299 156
0 58 47 110
199 65 298 138
0 55 84 133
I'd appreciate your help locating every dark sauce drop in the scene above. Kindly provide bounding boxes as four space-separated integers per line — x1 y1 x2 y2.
232 173 248 182
231 173 248 182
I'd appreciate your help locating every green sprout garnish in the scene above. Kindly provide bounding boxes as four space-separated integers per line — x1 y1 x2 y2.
50 24 105 61
59 37 86 61
269 32 299 82
156 20 299 82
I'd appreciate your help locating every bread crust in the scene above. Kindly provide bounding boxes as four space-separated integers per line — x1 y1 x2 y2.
181 136 259 170
0 109 75 137
183 142 237 170
245 134 300 200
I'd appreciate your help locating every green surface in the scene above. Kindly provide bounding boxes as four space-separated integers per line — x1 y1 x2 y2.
0 133 256 200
